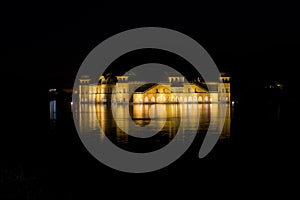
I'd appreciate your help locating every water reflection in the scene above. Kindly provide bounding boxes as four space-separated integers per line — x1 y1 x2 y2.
49 100 57 120
49 100 57 129
76 103 231 152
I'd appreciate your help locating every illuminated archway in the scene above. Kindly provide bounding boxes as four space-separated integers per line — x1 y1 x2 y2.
198 96 202 102
171 96 174 102
157 96 161 103
151 96 155 102
204 96 208 102
193 96 197 102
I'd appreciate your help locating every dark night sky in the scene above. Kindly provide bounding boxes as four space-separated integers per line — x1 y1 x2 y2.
2 2 300 96
2 2 300 196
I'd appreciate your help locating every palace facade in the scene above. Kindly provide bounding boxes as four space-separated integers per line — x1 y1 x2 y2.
78 73 230 104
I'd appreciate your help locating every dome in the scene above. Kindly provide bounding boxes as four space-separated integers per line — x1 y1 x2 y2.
102 76 117 84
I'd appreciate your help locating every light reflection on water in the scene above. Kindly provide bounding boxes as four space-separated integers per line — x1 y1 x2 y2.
73 103 231 150
49 100 56 120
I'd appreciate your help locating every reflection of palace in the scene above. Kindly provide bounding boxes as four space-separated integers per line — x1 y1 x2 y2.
78 73 230 104
77 104 231 143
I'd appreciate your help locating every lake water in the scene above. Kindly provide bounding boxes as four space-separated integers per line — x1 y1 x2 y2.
3 97 292 198
57 103 232 153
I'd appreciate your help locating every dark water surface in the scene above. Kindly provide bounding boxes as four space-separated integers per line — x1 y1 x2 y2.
72 103 231 153
1 92 298 198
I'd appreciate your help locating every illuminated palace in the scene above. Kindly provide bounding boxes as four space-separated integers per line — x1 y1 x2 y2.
78 73 230 104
